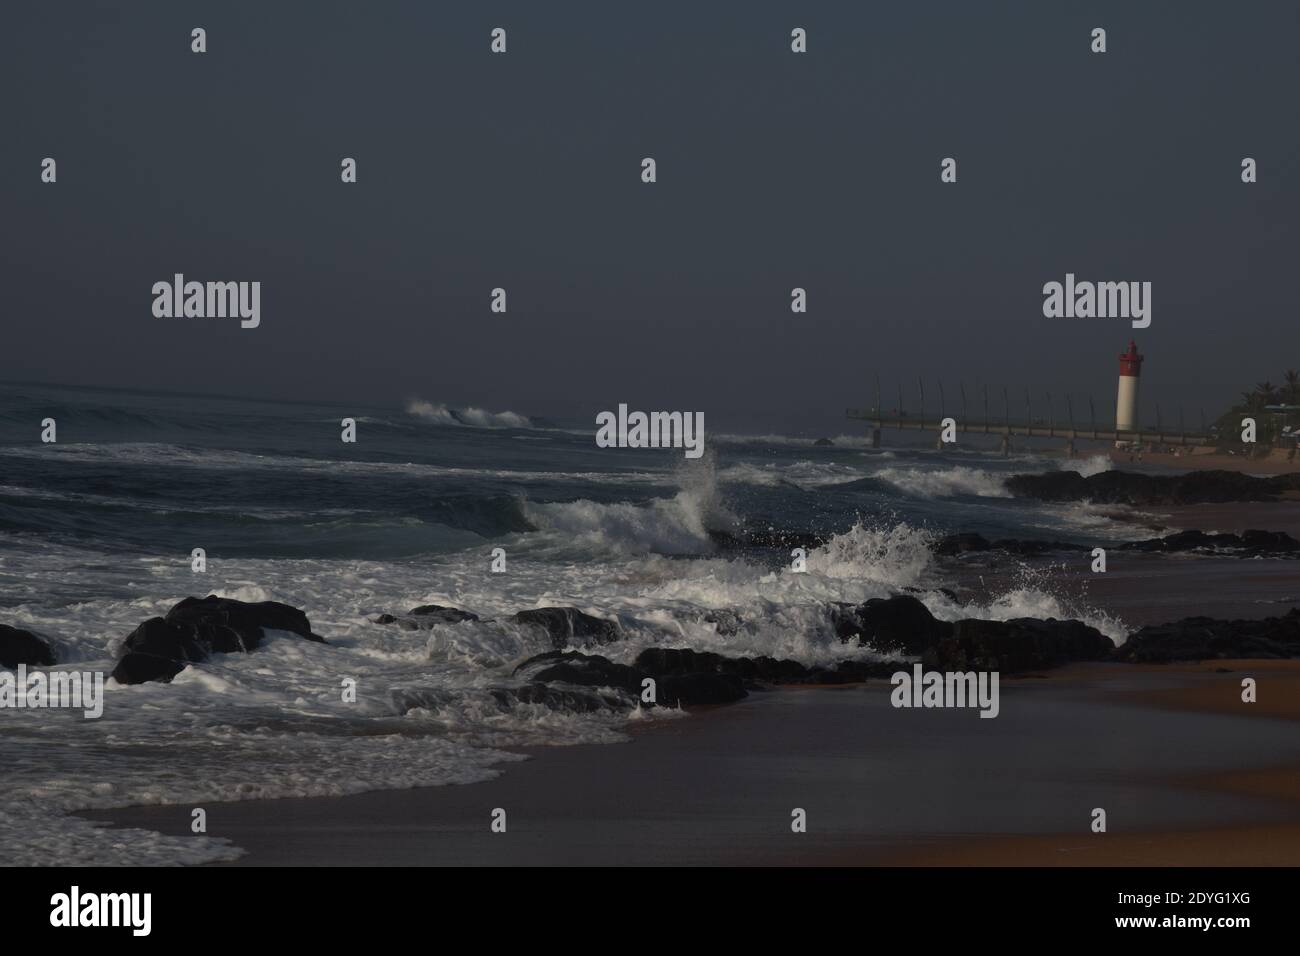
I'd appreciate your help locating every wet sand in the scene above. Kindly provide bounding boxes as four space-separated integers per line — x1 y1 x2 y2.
80 663 1300 866
1153 499 1300 539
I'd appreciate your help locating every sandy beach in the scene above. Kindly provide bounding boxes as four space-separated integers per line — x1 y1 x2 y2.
72 486 1300 867
80 659 1300 866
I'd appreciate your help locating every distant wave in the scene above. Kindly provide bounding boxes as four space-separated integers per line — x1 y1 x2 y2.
406 399 531 429
715 460 872 488
872 465 1013 499
713 432 876 448
0 443 664 485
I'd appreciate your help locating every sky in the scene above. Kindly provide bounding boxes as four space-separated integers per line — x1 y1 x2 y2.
2 0 1297 435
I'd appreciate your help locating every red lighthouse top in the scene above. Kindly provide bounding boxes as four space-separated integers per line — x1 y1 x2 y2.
1119 340 1143 377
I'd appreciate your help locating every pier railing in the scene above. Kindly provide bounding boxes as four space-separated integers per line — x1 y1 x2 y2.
844 408 1215 448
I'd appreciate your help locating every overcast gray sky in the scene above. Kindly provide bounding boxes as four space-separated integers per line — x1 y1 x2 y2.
3 0 1296 434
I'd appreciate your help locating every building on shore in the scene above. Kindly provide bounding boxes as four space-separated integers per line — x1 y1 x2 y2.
1115 340 1143 446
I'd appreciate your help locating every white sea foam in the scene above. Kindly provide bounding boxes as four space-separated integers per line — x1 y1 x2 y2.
1061 454 1113 477
925 586 1130 645
715 460 871 488
872 465 1013 498
406 399 531 429
0 431 1147 865
523 456 735 556
0 443 667 486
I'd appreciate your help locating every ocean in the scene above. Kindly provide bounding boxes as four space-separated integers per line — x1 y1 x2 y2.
0 381 1131 864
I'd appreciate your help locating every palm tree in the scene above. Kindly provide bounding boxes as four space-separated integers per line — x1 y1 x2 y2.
1285 369 1299 404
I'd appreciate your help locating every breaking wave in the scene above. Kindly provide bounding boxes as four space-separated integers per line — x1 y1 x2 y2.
406 399 532 429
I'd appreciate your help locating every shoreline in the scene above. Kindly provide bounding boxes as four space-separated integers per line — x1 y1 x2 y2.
78 661 1300 866
54 483 1300 867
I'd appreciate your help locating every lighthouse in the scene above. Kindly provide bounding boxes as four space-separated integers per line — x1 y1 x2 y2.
1115 340 1143 438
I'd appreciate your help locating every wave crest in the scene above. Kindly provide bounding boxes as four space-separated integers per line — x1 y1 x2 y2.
406 399 531 429
873 465 1012 499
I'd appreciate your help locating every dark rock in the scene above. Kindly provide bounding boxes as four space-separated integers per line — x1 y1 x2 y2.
933 532 993 555
516 649 747 707
993 538 1089 555
647 648 900 686
656 671 747 706
1120 529 1300 555
1241 529 1300 553
813 438 834 447
810 659 905 683
831 595 953 654
522 650 642 693
110 617 210 684
635 647 806 685
928 618 1114 673
933 534 1088 557
112 595 326 685
408 604 479 623
1115 609 1300 663
1006 469 1300 506
165 595 324 647
375 604 480 630
511 607 621 649
0 624 56 668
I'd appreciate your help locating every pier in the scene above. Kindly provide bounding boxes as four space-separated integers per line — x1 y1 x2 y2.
846 380 1215 454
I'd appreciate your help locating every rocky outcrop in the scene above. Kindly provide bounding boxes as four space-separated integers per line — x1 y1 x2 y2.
1005 469 1300 506
511 647 902 709
934 527 1300 559
831 595 954 655
1115 609 1300 663
374 604 480 629
516 649 746 707
831 595 1113 673
933 533 1089 557
1120 529 1300 555
930 618 1114 672
112 595 327 685
510 607 621 649
0 624 56 668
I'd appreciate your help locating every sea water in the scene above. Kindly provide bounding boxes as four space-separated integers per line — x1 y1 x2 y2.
0 381 1128 863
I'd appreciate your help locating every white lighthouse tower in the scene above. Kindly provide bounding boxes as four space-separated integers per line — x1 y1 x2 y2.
1115 340 1143 441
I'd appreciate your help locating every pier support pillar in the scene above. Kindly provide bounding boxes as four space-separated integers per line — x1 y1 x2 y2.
870 428 880 449
1064 438 1076 458
999 434 1011 457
